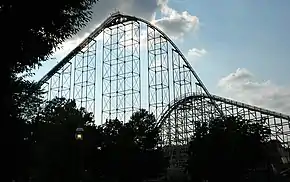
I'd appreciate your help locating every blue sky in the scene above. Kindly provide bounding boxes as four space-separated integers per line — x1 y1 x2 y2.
165 0 290 114
171 0 290 88
33 0 290 115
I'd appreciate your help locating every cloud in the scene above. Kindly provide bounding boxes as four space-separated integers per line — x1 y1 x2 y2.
188 48 207 57
217 68 290 115
51 0 157 59
49 0 201 64
186 48 207 66
52 33 92 60
74 0 199 42
152 1 199 40
76 0 158 39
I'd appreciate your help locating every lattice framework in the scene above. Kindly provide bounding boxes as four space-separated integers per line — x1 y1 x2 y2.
38 14 290 157
102 21 141 123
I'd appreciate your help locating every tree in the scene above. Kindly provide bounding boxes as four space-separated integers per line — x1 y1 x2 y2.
95 109 169 182
10 73 44 120
27 101 168 182
7 74 44 182
1 0 99 109
186 116 272 182
1 0 98 73
126 109 169 181
1 0 99 131
30 98 97 182
2 1 98 179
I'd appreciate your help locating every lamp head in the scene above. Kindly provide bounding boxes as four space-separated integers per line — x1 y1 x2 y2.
75 127 84 140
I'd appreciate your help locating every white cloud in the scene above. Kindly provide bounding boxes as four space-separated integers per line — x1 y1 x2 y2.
186 48 207 66
217 68 290 115
76 0 158 39
51 0 200 59
52 33 92 60
152 1 199 40
188 48 207 57
50 0 158 60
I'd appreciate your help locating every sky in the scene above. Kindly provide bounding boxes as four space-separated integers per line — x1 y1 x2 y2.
33 0 290 115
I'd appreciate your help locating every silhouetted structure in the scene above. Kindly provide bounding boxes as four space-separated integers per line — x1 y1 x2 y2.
36 12 290 168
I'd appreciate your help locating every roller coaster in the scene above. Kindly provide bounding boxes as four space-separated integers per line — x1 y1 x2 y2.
37 12 290 169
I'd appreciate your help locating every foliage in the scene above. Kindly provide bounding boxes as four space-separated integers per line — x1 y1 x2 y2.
11 73 44 120
28 100 168 182
96 109 169 182
7 74 44 182
1 0 98 73
2 1 98 179
30 98 96 182
186 116 272 182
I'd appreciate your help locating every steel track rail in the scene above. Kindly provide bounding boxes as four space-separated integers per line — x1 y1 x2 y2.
157 92 290 128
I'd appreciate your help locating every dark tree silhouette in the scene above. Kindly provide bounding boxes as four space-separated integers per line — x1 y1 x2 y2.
8 74 44 182
186 116 272 182
28 101 168 182
1 1 98 180
2 0 98 123
11 74 44 120
30 98 96 182
95 109 169 182
1 0 98 73
125 109 169 181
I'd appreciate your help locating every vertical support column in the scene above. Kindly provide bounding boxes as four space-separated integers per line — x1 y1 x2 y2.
126 21 141 122
102 21 141 123
60 62 72 99
181 66 192 144
83 39 97 114
73 51 85 109
147 26 170 145
286 117 290 149
171 50 179 145
102 26 112 123
49 72 61 100
171 49 194 145
147 26 170 119
72 39 97 114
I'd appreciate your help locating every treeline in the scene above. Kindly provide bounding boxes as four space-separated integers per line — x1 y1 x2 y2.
18 98 168 182
12 93 290 182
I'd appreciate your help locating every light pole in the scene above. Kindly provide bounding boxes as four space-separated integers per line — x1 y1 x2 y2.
75 127 84 182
